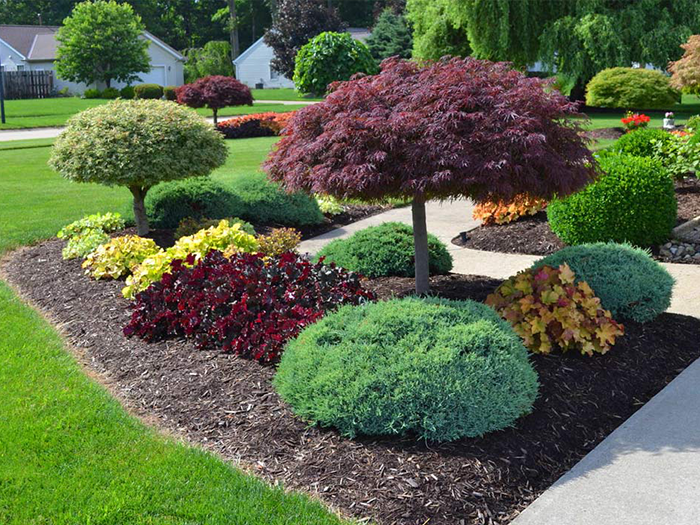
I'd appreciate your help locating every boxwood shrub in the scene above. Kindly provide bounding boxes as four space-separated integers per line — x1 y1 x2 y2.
532 243 674 323
547 154 676 247
316 222 453 277
586 67 680 109
134 83 164 99
145 178 242 229
613 128 672 158
274 297 539 442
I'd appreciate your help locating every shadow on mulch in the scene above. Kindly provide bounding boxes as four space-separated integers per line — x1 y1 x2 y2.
4 241 700 525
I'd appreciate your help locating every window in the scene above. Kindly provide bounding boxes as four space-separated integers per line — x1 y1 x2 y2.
270 66 279 81
16 65 24 71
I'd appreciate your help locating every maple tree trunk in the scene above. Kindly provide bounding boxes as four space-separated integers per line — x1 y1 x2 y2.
213 108 218 125
129 185 149 236
412 194 430 295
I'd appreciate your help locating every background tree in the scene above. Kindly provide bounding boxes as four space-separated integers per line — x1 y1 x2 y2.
56 1 150 88
50 100 228 235
263 0 345 79
669 35 700 95
406 0 470 60
366 9 412 61
184 41 234 83
293 32 379 95
266 57 596 294
177 75 253 124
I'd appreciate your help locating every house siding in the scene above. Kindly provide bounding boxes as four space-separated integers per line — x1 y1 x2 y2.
0 39 26 71
235 39 295 89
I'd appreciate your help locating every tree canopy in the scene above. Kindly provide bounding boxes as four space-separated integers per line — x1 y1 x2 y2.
177 75 253 124
670 35 700 95
406 0 471 60
55 0 150 88
184 41 234 83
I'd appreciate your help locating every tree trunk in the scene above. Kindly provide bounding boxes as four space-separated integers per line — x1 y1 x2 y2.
213 108 218 125
412 194 430 295
228 0 240 63
130 186 149 236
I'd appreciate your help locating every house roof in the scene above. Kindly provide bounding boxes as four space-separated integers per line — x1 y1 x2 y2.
0 24 184 62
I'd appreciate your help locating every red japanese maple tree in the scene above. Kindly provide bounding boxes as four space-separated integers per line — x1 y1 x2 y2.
265 57 597 294
176 75 253 124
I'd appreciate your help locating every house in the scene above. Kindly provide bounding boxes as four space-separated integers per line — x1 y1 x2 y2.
0 24 185 94
234 27 371 89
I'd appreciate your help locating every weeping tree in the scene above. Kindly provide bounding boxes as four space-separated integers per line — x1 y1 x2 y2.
265 57 596 294
50 100 228 235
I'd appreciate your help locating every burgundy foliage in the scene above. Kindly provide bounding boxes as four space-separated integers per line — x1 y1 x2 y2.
176 75 253 122
123 250 375 363
265 57 597 203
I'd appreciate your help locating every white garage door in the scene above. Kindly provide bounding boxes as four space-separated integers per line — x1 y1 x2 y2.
138 65 166 86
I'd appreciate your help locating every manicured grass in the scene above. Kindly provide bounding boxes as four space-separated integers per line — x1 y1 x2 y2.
0 98 306 130
583 94 700 130
0 136 280 254
251 88 323 102
0 280 346 525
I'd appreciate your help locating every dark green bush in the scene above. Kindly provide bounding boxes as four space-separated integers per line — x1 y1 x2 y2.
230 173 324 227
145 178 242 229
100 87 120 99
134 83 164 100
274 297 539 442
532 243 674 323
83 88 101 99
174 216 255 238
119 85 135 99
316 222 452 277
547 154 676 247
613 128 672 158
163 86 178 101
586 67 680 109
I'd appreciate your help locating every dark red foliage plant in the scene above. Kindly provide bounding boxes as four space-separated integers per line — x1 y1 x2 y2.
123 250 375 362
265 57 597 294
176 75 253 124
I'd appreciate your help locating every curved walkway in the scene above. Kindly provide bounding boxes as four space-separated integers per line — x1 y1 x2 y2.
299 199 700 525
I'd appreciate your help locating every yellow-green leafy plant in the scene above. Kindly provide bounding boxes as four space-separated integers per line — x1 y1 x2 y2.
62 229 110 260
315 194 344 215
123 220 258 298
486 264 624 356
57 212 125 240
251 228 302 257
82 235 161 279
472 194 547 225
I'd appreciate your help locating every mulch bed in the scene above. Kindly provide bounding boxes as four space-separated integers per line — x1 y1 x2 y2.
457 178 700 261
582 127 625 142
4 241 700 525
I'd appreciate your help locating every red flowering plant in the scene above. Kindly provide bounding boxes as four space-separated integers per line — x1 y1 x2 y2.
123 250 375 362
621 111 651 132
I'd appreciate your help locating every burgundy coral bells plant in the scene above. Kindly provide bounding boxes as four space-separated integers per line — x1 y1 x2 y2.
123 250 375 362
176 75 253 124
265 57 597 294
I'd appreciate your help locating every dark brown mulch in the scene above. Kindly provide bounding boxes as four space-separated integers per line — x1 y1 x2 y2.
457 179 700 259
5 241 700 525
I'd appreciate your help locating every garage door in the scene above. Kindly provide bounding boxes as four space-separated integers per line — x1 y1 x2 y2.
138 65 166 86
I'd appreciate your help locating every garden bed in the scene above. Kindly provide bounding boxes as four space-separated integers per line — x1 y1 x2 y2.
458 178 700 263
4 241 700 525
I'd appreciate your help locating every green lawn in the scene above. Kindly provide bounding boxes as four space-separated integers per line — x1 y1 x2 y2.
0 134 351 523
583 94 700 130
0 98 306 130
251 88 323 102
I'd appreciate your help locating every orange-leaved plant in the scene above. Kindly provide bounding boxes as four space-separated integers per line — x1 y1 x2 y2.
486 264 624 356
473 194 547 225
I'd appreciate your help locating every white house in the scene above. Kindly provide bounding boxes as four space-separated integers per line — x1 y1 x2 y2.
234 27 371 89
0 24 185 94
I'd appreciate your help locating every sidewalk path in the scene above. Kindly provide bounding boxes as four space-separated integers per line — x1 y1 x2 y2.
300 198 700 525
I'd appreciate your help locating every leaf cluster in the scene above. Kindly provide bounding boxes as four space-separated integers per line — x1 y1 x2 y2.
57 212 125 239
585 67 680 109
472 195 547 226
251 228 302 257
177 75 253 113
82 235 160 280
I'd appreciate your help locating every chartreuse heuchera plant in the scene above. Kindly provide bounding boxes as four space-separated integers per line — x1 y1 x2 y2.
124 251 375 362
274 297 539 442
123 220 258 298
532 243 674 323
50 99 228 235
57 212 125 240
266 57 596 294
472 194 548 225
486 264 624 356
251 228 302 257
62 229 111 260
83 236 161 280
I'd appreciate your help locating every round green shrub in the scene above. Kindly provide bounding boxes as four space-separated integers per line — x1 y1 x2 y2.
547 154 676 247
231 173 324 227
83 88 101 99
163 86 178 101
685 115 700 132
100 87 120 99
613 128 672 158
586 67 680 109
274 297 539 442
146 178 243 229
532 243 674 323
120 85 135 99
293 31 379 96
316 222 452 277
134 83 164 99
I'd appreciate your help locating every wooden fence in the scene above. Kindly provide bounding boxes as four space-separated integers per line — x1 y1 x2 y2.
1 70 54 100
